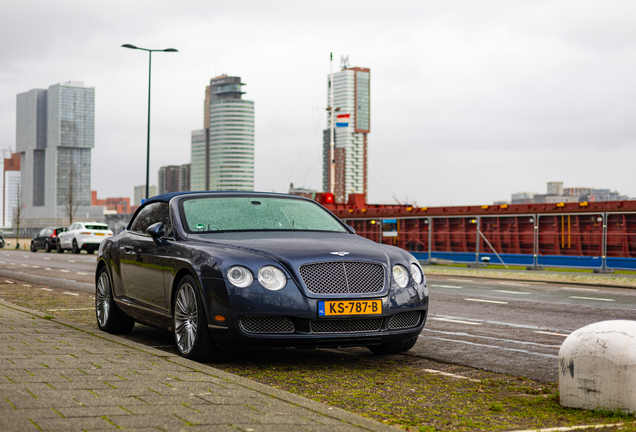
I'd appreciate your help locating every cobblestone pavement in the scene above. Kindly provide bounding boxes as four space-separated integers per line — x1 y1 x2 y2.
0 300 395 432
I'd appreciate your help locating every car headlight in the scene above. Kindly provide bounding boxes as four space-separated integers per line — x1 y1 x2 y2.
227 266 253 288
410 263 423 284
392 265 409 288
258 266 286 291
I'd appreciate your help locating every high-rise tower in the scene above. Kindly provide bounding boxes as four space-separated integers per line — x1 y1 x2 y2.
323 66 370 204
191 75 254 191
16 81 102 227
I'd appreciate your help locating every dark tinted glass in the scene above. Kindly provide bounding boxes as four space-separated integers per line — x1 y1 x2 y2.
85 225 109 231
130 203 171 234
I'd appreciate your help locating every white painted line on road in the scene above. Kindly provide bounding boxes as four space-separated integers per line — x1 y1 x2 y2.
562 287 598 292
509 422 624 432
494 290 530 295
45 268 52 270
496 281 529 287
447 278 473 283
22 255 29 258
430 317 482 326
422 369 481 382
41 288 52 291
43 258 50 260
425 329 562 349
32 266 40 268
569 296 615 302
431 285 463 289
419 335 558 358
59 269 70 273
76 272 88 275
4 280 13 284
47 308 93 312
22 285 31 287
430 313 573 334
21 264 29 267
535 331 568 337
0 261 5 263
68 260 76 263
465 298 508 304
63 292 79 296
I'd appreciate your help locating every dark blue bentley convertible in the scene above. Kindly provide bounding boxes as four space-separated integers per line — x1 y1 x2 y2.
95 192 428 361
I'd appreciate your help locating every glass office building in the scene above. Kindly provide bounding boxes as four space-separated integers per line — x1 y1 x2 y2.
191 75 254 192
15 81 101 227
323 67 370 204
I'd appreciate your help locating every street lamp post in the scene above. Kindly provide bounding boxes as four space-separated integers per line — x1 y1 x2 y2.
121 44 178 201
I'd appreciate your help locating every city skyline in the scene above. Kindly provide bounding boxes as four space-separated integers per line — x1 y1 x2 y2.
1 1 635 207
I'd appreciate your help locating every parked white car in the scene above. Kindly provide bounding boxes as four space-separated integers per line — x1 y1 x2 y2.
57 222 113 254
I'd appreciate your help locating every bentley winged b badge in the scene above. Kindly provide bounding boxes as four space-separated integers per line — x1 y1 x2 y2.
330 252 350 257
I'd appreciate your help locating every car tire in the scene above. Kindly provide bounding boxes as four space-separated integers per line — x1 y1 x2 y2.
30 242 36 253
45 241 51 253
368 337 418 355
56 241 64 253
95 267 135 334
173 275 220 362
72 239 80 254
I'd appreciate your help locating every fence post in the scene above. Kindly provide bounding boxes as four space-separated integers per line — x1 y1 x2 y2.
527 213 544 270
427 217 432 263
468 216 486 268
594 211 614 273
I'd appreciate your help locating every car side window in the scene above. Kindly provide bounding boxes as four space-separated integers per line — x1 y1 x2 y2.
130 203 171 235
45 229 53 236
38 228 47 237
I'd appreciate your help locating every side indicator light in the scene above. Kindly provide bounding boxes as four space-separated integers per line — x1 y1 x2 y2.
214 315 226 322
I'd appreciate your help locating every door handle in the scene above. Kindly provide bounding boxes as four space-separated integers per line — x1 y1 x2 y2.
121 245 134 253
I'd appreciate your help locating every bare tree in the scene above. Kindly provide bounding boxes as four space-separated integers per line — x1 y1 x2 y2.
12 184 24 249
63 163 79 225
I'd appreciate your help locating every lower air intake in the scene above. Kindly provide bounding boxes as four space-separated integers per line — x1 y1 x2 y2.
310 318 383 334
388 311 421 330
240 316 295 334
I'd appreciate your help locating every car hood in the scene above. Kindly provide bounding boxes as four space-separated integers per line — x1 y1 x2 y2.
188 231 390 266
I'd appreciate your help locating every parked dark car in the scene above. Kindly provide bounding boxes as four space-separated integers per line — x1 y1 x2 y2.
31 227 66 252
95 192 428 361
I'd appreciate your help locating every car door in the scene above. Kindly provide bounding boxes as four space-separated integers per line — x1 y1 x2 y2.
120 202 173 312
62 224 76 249
35 229 47 249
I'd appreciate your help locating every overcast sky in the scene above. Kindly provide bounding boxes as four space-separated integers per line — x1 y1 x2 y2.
1 0 635 207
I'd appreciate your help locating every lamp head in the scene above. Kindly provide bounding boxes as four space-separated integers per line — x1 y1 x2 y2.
122 44 138 49
163 48 178 52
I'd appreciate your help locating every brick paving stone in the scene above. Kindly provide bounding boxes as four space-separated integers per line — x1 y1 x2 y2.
0 300 395 432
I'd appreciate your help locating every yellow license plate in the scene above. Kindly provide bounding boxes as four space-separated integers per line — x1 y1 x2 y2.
95 233 104 236
318 300 382 317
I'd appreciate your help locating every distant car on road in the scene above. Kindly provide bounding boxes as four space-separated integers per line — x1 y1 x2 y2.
30 227 66 253
57 222 113 254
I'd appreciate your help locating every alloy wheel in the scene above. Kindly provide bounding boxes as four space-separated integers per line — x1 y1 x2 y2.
174 283 198 355
96 271 111 328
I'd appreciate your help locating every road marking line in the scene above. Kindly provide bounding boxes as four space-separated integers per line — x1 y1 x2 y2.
41 288 52 292
22 255 29 258
430 314 573 334
431 285 463 289
21 264 29 267
63 292 79 296
562 287 598 292
422 369 481 382
0 261 5 263
47 308 93 312
76 272 88 275
465 298 508 304
446 278 473 283
569 296 615 302
32 266 40 268
496 281 529 287
5 280 13 284
22 285 31 287
494 290 530 295
535 331 568 337
59 269 70 273
425 329 562 348
68 260 76 263
419 335 558 358
45 268 52 270
430 317 482 326
43 258 50 261
509 422 624 432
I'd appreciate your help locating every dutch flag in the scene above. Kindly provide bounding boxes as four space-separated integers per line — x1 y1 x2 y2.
336 113 350 127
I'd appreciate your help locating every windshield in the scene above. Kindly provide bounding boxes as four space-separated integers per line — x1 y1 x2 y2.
180 197 347 233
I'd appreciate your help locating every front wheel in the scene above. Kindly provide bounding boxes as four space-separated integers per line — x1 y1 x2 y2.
45 241 51 253
30 242 36 253
72 239 80 254
96 267 135 334
173 276 220 362
368 337 418 355
56 241 64 253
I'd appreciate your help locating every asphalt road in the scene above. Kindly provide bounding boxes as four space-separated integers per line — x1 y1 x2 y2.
1 248 635 382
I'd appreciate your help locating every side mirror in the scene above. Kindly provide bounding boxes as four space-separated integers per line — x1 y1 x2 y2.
146 222 165 245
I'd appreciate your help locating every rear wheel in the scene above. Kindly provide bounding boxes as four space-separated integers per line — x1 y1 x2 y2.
30 242 36 253
368 337 418 355
72 239 80 254
56 241 64 253
45 241 51 253
173 276 220 362
96 267 134 334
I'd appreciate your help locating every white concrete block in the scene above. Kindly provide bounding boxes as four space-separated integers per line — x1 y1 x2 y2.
559 320 636 414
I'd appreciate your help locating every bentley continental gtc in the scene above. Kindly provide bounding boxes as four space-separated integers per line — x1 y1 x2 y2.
95 192 428 361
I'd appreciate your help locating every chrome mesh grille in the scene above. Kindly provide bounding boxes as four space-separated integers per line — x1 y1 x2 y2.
240 316 295 334
310 318 383 333
388 311 421 330
299 261 385 295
